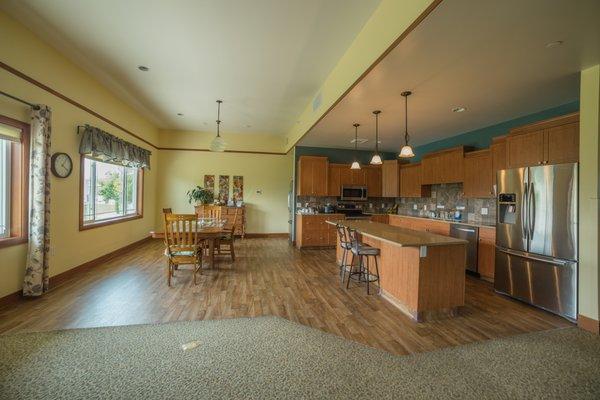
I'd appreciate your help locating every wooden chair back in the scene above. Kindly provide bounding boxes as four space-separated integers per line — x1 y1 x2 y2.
162 208 172 214
197 205 222 219
163 213 198 254
336 224 349 245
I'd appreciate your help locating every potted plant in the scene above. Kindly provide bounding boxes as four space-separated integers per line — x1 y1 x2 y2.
187 186 214 205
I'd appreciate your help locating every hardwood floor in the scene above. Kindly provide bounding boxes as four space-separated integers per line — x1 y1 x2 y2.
0 238 572 356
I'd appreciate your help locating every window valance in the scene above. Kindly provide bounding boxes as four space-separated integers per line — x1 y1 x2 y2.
78 125 151 169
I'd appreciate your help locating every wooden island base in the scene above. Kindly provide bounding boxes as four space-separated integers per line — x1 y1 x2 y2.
333 220 467 322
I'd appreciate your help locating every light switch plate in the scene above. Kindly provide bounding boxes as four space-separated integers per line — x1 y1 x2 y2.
413 204 418 210
481 207 488 215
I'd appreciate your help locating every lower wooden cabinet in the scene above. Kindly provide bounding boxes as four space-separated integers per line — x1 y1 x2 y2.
295 214 344 248
477 226 496 282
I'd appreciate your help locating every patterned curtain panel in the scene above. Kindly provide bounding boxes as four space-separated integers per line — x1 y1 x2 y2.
23 106 52 297
79 124 151 169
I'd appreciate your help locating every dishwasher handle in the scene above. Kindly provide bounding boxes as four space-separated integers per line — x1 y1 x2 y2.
453 227 476 233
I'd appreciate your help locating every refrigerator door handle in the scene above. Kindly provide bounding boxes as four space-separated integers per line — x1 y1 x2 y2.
521 183 528 239
528 182 535 240
495 246 570 266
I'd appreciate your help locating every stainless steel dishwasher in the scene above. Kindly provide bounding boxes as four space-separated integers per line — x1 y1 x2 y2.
449 223 479 273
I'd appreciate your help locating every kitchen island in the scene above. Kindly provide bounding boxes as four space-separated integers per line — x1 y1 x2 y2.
328 219 468 322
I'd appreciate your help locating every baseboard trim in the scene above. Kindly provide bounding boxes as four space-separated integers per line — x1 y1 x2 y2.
578 314 600 334
0 236 152 308
244 233 289 238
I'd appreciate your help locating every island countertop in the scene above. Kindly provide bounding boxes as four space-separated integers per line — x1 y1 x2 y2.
327 219 468 248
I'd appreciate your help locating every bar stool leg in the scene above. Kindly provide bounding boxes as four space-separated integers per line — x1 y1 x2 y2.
374 255 381 294
365 256 370 295
340 247 348 283
346 253 354 289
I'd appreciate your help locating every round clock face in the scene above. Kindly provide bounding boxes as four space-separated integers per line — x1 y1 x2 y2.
51 152 73 178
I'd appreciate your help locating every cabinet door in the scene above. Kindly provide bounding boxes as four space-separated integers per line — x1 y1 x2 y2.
328 164 343 196
381 160 399 197
311 157 329 196
442 148 465 183
546 122 579 164
421 156 438 185
297 157 312 195
477 227 496 281
351 169 366 186
506 130 544 168
365 166 382 197
340 168 353 187
491 137 507 188
463 150 493 198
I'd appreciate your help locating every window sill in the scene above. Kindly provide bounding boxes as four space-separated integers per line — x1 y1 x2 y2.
79 214 143 231
0 236 28 249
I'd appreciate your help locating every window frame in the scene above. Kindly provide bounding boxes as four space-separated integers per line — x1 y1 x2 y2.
0 115 30 249
79 155 144 231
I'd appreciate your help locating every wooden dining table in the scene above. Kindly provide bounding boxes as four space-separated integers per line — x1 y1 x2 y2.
151 224 227 269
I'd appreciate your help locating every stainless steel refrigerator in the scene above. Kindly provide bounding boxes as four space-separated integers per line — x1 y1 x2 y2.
495 163 578 321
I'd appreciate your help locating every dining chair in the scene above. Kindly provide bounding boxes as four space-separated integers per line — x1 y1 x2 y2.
163 213 202 286
215 208 238 261
197 205 222 219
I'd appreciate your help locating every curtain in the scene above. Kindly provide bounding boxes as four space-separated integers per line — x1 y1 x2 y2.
23 106 52 297
79 125 151 169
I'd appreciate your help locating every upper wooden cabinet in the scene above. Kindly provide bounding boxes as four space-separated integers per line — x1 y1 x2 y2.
326 163 381 197
421 146 465 184
364 165 382 197
381 160 399 197
490 136 507 188
463 149 494 198
297 156 328 196
399 163 430 198
507 113 579 168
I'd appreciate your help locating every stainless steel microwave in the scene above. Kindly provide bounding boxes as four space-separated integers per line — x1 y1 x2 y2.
340 186 368 201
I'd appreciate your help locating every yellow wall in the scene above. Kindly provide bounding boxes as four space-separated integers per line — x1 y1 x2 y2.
0 11 159 298
156 148 292 234
579 65 600 321
284 0 434 151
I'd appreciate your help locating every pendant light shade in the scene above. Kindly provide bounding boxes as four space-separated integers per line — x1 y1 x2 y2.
370 110 383 165
350 123 361 170
398 91 415 158
210 100 226 152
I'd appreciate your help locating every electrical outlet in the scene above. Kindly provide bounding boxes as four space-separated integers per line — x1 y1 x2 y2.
413 204 418 210
481 207 488 215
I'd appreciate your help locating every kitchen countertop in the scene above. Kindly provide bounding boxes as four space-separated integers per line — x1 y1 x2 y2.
377 214 496 229
327 219 468 248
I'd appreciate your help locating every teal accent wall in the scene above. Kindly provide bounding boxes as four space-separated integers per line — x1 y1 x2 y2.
411 101 579 161
295 146 396 164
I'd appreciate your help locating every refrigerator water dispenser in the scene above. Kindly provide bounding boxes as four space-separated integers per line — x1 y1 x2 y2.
498 193 517 224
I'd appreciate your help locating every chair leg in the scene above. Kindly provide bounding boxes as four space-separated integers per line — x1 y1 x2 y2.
167 260 172 287
340 248 347 283
230 241 235 261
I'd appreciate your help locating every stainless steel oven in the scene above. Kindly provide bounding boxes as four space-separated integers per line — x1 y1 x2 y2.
340 186 367 201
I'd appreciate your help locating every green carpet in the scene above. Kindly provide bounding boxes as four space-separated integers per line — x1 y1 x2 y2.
1 317 599 399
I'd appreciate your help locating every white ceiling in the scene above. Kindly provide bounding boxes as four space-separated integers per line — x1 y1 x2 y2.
299 0 600 152
1 0 381 134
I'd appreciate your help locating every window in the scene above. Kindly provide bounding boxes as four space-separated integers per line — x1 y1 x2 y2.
80 157 143 229
0 115 29 248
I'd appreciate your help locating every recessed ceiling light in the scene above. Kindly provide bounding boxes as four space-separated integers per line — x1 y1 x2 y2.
177 113 184 116
137 65 150 71
545 40 563 48
452 106 466 113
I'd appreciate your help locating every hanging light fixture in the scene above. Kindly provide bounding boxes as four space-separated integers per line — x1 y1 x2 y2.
350 123 361 170
398 91 415 158
370 110 382 165
210 99 226 152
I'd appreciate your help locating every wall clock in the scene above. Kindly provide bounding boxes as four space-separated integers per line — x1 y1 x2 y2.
50 152 73 178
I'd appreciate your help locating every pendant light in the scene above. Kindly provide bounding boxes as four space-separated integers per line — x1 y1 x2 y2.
210 100 226 152
370 110 382 165
350 123 361 170
398 91 415 158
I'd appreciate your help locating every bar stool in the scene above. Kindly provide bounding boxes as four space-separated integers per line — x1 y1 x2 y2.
346 228 381 295
335 224 352 283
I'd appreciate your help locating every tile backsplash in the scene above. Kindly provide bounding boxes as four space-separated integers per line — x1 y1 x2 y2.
296 183 496 225
395 183 496 225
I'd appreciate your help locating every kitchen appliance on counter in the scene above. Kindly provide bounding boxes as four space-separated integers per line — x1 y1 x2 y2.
335 203 370 220
341 185 368 201
450 224 479 274
495 163 578 320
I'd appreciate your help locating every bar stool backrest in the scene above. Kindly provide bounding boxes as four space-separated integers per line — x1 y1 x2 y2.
347 228 360 252
336 224 349 245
